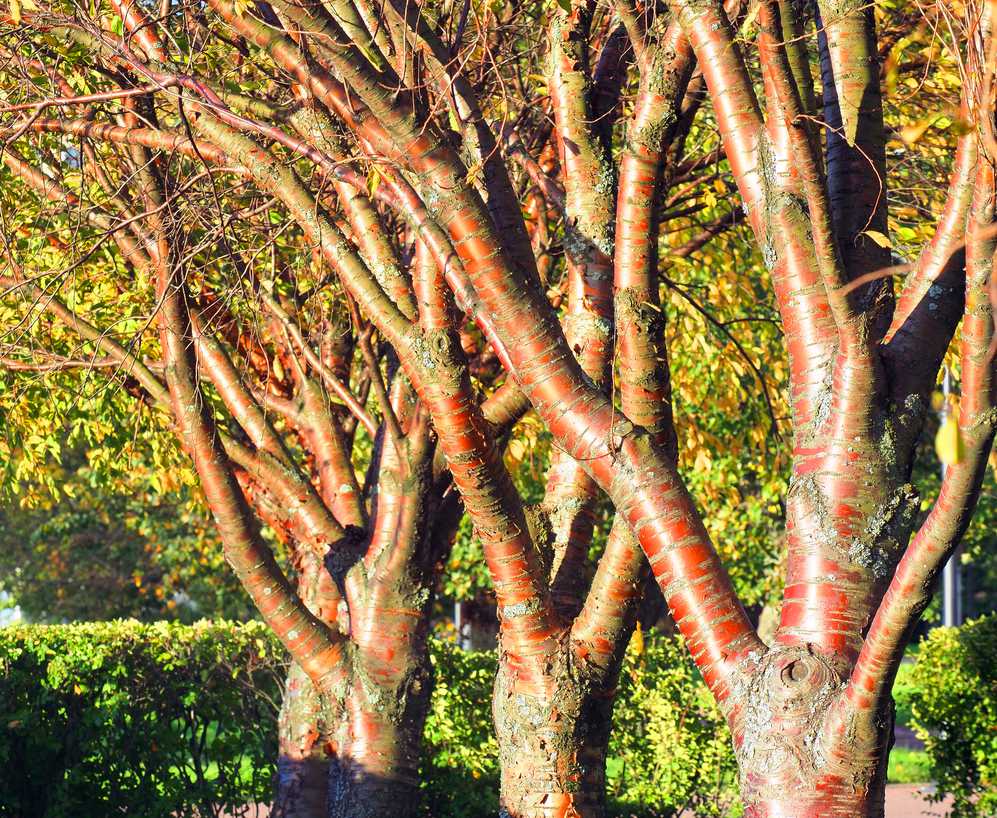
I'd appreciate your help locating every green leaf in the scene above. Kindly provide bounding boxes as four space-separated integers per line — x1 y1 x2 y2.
366 166 381 198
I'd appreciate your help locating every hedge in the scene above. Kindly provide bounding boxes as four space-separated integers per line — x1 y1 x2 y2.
0 620 282 818
0 620 739 818
11 618 994 817
902 614 997 817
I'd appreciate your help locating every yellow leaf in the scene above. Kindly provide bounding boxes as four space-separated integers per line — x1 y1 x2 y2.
631 621 644 656
900 116 939 146
935 416 965 465
367 166 381 197
863 230 891 249
465 161 483 187
694 448 712 472
9 0 21 24
738 1 761 37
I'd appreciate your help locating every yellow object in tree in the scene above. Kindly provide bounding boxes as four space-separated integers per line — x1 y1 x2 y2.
631 621 644 657
935 416 965 466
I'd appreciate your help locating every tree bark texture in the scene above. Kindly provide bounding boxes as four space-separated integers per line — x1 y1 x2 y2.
2 2 996 817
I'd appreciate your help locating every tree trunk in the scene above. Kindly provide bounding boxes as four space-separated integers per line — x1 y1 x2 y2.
492 654 613 818
274 645 434 818
732 647 892 818
272 662 329 818
739 783 887 818
738 750 889 818
327 655 432 818
328 707 425 818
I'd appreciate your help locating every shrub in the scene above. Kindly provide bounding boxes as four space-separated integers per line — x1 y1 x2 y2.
0 622 739 817
907 614 997 817
606 635 738 817
421 642 500 817
0 620 283 818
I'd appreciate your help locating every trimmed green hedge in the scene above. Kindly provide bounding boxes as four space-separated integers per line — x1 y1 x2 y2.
0 620 282 818
0 621 739 817
904 614 997 817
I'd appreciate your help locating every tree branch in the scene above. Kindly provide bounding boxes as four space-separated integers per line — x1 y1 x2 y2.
831 156 997 740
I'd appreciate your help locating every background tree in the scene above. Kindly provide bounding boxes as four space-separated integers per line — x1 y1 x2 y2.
0 418 252 621
2 1 996 818
0 472 247 622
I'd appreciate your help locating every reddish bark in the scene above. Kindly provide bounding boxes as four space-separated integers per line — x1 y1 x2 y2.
3 1 996 817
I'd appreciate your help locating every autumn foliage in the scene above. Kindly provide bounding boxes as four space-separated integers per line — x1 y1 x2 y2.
1 0 996 816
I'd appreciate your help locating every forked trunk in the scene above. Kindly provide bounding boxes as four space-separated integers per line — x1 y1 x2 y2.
274 648 434 818
493 655 613 818
732 648 892 818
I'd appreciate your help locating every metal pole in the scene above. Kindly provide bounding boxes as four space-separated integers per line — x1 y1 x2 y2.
454 600 465 649
940 367 962 627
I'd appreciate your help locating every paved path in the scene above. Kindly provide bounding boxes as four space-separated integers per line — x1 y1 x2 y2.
673 785 952 818
232 785 954 817
885 784 953 817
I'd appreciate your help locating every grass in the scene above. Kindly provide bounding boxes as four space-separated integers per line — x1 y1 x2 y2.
886 656 933 784
888 748 933 784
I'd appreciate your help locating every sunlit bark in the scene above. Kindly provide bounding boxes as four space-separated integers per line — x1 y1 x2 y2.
2 1 995 816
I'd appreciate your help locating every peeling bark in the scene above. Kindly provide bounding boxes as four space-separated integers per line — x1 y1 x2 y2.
4 3 997 817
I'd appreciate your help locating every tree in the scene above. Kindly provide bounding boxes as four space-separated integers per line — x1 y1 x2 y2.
1 2 747 815
2 1 995 818
0 36 525 817
0 418 253 622
0 464 250 622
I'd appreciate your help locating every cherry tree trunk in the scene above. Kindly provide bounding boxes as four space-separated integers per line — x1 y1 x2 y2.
327 650 433 818
273 649 433 818
493 654 614 818
273 662 329 818
731 648 892 818
327 706 426 818
273 531 436 818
